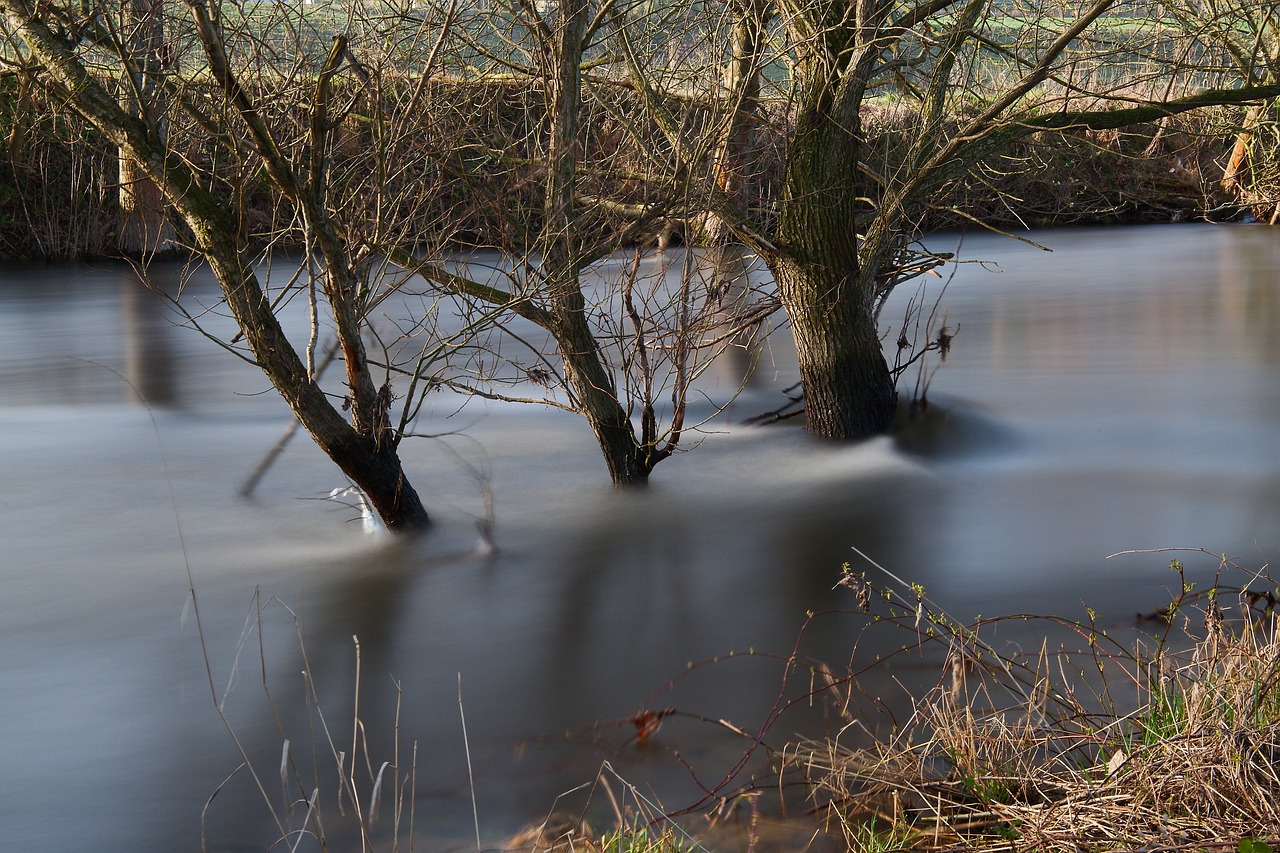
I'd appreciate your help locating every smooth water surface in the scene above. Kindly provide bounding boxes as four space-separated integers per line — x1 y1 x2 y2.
2 224 1278 851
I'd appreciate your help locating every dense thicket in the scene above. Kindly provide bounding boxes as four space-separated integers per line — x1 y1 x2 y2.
0 76 1264 263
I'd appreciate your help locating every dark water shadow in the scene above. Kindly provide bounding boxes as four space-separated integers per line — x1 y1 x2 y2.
187 533 497 853
893 394 1026 461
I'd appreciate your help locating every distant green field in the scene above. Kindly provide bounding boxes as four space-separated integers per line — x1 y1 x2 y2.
164 0 1241 95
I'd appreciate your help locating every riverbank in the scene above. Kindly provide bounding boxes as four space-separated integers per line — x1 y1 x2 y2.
0 74 1267 262
785 555 1280 852
501 555 1280 852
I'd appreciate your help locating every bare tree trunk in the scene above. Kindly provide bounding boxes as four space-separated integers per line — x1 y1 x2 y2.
117 0 175 256
0 2 430 531
198 237 431 531
551 297 653 484
774 257 896 440
119 154 174 254
541 0 652 486
1222 104 1262 200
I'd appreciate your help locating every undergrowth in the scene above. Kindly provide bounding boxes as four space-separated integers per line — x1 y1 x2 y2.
791 549 1280 852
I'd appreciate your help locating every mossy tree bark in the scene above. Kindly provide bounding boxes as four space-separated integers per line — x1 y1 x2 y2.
745 0 1280 442
770 117 900 438
757 0 903 439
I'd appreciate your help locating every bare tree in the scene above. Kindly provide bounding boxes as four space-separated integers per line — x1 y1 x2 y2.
386 0 776 486
12 0 1269 524
0 0 768 529
687 0 1280 440
0 0 440 529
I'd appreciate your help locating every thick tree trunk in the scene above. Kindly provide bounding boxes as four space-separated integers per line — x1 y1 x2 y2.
772 105 897 440
774 257 896 439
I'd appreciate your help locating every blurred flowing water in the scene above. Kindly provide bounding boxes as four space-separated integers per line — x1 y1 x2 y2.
2 223 1278 851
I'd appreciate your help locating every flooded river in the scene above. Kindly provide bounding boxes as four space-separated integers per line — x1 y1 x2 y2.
2 223 1278 851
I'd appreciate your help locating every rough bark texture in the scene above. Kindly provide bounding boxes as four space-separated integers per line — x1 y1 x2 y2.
774 257 896 440
770 75 898 440
118 154 174 254
774 259 900 442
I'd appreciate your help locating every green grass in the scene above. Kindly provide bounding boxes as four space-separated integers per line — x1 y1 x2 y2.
595 826 702 853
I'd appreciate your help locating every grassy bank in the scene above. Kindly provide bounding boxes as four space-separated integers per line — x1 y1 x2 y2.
793 554 1280 851
503 553 1280 852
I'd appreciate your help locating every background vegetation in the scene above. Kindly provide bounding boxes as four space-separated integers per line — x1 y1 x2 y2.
0 79 1267 262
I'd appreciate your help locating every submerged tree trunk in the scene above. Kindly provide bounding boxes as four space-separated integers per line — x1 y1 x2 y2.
773 255 900 437
551 300 653 485
0 2 430 531
198 240 432 532
540 0 653 486
773 257 896 439
770 98 898 440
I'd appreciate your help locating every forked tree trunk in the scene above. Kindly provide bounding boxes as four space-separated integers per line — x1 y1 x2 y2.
199 243 431 532
0 2 431 531
540 0 652 486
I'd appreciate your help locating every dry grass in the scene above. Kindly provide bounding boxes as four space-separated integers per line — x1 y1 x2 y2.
502 763 710 853
193 591 422 853
191 549 1280 852
793 554 1280 852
